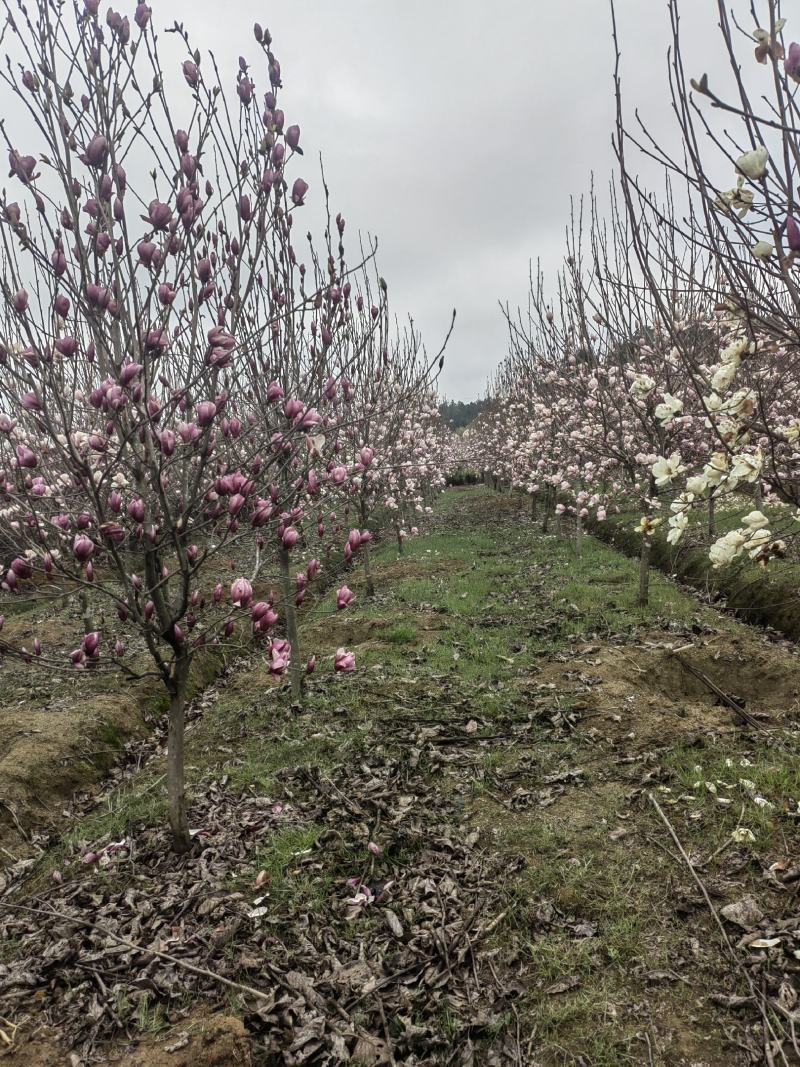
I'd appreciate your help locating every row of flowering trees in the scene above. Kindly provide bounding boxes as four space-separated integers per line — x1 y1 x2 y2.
456 2 800 608
0 2 448 851
454 182 797 601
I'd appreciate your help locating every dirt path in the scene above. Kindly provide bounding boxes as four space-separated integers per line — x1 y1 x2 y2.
2 487 800 1065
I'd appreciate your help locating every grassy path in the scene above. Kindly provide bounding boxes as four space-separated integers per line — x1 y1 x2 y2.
3 486 800 1066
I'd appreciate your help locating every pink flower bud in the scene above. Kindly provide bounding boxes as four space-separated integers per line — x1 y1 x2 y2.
183 60 199 87
291 178 308 206
230 577 253 608
286 125 301 151
73 535 94 562
85 134 109 168
337 585 354 610
281 526 299 549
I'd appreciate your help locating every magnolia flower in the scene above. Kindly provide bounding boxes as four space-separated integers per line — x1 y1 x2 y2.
746 528 771 558
787 41 800 82
686 475 709 497
630 374 656 400
336 585 354 610
731 827 756 844
230 577 253 608
666 512 688 545
711 362 739 393
703 452 729 487
655 394 683 425
730 452 762 483
735 145 768 181
634 516 662 537
709 530 747 568
714 177 754 219
741 510 768 532
652 452 686 487
334 647 356 673
753 20 785 64
751 240 774 260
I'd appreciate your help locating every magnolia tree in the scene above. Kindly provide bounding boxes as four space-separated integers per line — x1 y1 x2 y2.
612 0 800 568
0 1 397 851
330 307 451 590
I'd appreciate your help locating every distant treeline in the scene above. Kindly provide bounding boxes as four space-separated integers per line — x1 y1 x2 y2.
439 398 486 428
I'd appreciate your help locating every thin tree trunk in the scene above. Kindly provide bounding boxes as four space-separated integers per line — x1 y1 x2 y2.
541 489 550 534
363 538 375 598
167 657 191 854
396 526 404 555
530 493 537 520
279 547 303 703
708 494 716 539
638 537 651 608
575 510 583 556
753 482 763 509
79 588 94 636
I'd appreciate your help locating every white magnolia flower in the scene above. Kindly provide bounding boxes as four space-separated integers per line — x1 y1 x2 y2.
652 452 686 487
655 394 684 425
711 361 739 393
667 512 688 545
630 374 656 399
751 240 774 260
713 178 754 219
741 510 769 531
746 528 771 558
730 451 762 483
686 475 709 497
735 145 768 181
709 530 747 568
703 453 729 487
731 827 756 844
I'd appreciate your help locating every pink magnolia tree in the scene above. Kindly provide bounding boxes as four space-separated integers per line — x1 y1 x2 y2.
0 2 393 851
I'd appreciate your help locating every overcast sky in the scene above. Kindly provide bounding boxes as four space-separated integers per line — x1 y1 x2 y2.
160 0 718 400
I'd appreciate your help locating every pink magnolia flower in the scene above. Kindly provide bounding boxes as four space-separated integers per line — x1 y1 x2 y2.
336 585 354 610
334 647 356 673
230 577 253 608
269 637 291 675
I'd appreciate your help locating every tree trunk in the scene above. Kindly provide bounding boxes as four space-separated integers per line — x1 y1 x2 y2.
638 537 651 608
753 481 763 509
279 547 303 703
167 657 191 854
79 588 94 636
541 490 550 534
363 537 375 598
708 494 716 539
575 510 583 556
530 493 537 520
396 526 404 555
